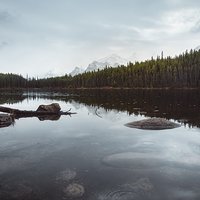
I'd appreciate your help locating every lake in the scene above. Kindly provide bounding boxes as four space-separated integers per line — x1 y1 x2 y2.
0 89 200 200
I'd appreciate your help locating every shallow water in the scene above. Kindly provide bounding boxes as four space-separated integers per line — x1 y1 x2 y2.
0 89 200 200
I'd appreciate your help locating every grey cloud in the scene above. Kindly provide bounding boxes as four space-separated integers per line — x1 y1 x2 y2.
0 10 12 23
0 0 199 76
0 41 8 49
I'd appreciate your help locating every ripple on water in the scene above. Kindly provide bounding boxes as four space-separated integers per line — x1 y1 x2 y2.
96 178 154 200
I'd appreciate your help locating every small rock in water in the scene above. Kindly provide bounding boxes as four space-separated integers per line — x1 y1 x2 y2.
36 103 61 112
63 183 85 198
0 114 13 128
125 117 180 130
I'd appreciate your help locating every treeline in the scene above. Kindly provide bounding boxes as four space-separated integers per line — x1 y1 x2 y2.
1 49 200 88
70 49 200 88
0 73 27 88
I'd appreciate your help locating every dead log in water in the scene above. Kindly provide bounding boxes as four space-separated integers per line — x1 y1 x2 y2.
0 103 76 119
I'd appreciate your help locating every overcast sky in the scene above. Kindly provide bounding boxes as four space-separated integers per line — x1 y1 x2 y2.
0 0 200 77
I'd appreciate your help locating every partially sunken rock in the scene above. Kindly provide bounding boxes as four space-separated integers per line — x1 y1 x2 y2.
125 118 180 130
0 114 13 128
64 183 85 198
56 168 76 182
36 103 61 113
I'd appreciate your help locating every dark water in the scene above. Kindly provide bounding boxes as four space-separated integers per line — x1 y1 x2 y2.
0 89 200 200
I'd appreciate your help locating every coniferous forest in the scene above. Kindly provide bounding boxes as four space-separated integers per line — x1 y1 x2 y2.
1 49 200 89
0 73 27 88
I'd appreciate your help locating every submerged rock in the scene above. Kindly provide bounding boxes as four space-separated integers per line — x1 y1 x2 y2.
63 183 85 198
0 114 13 128
56 169 76 182
125 118 180 130
36 103 61 113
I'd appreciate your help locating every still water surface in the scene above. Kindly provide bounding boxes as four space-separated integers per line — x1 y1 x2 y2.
0 90 200 200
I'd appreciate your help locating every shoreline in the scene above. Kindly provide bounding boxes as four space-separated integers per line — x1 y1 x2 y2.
0 87 200 91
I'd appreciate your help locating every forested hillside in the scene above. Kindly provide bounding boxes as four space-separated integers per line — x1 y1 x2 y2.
1 49 200 89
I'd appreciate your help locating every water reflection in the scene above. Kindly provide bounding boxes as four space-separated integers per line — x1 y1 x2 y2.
1 89 200 128
0 90 25 105
22 89 200 128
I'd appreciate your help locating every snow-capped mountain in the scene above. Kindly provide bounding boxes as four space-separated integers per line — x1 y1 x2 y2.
69 54 128 76
85 54 128 72
69 67 84 77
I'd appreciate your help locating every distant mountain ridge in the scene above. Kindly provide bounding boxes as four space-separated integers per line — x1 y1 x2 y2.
69 67 84 77
69 54 128 76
